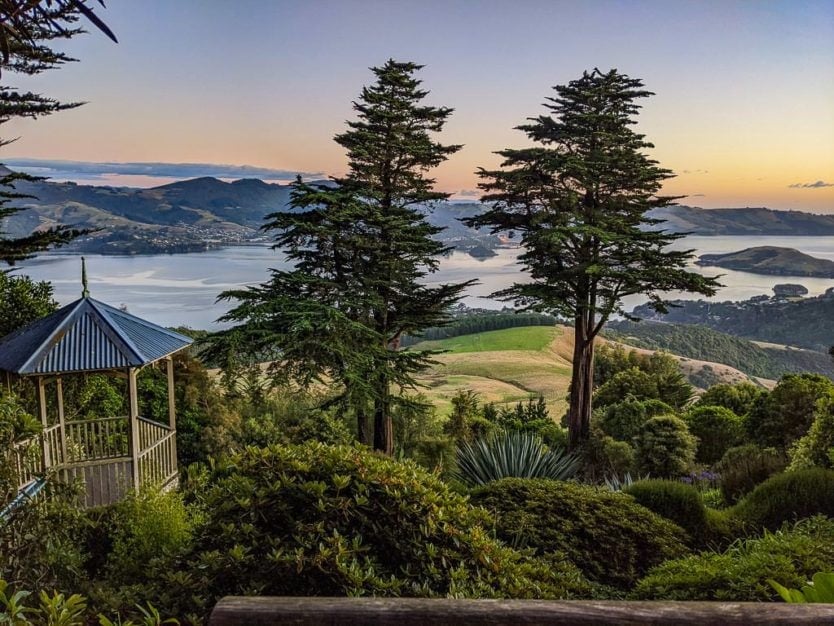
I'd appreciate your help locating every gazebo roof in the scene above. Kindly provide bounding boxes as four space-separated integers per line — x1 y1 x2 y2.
0 296 193 376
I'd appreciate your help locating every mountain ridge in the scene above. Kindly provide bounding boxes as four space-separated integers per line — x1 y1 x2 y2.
2 170 832 254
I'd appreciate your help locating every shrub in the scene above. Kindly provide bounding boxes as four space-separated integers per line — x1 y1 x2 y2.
581 424 635 481
598 397 670 442
632 516 834 601
0 481 87 593
470 478 689 589
625 480 706 543
770 571 834 603
745 373 834 451
731 468 834 531
105 487 197 584
624 479 736 548
715 444 786 503
633 415 697 478
696 382 766 417
453 430 580 486
789 390 834 471
156 444 590 619
684 405 744 464
594 368 658 408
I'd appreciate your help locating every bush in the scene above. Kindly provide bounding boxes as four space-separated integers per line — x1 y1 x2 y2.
789 390 834 471
624 480 705 542
581 424 634 481
624 479 735 548
633 415 697 478
594 368 658 408
696 382 766 417
684 405 744 464
0 482 87 592
105 487 197 583
470 478 689 589
632 516 834 601
453 430 580 486
156 444 590 619
731 468 834 531
745 374 834 451
715 444 786 503
598 397 674 442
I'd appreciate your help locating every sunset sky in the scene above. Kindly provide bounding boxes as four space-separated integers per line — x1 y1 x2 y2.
4 0 833 211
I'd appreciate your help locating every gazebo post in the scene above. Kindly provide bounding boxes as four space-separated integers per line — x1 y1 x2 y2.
36 376 50 470
128 367 141 490
166 356 176 431
56 376 67 464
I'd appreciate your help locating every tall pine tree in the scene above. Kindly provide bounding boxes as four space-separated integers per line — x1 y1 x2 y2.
0 1 116 264
466 69 719 449
209 60 471 454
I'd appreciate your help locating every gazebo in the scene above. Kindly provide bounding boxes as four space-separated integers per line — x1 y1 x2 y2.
0 262 192 507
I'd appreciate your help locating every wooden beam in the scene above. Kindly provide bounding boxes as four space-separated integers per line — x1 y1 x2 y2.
127 367 140 490
56 377 67 464
36 377 49 469
166 357 176 431
208 598 834 626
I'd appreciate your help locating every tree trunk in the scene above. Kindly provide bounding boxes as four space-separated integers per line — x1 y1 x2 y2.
373 378 394 455
568 319 595 450
357 407 372 446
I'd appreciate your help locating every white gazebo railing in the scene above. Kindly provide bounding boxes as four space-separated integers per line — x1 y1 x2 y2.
11 412 177 507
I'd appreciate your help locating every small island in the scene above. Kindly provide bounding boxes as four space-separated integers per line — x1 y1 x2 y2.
696 246 834 278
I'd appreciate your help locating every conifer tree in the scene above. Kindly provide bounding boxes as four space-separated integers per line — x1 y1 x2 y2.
210 60 471 453
0 1 115 264
466 69 719 449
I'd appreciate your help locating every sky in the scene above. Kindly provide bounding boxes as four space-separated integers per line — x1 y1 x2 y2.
3 0 834 211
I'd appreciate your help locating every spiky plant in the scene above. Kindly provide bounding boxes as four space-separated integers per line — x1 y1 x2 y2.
453 430 580 487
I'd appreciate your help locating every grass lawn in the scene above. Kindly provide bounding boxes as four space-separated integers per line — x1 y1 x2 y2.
411 326 572 417
411 325 558 353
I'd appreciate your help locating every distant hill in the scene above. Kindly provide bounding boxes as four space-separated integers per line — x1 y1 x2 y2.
1 172 497 255
647 206 834 235
631 290 834 353
606 320 834 380
696 246 834 278
4 168 834 255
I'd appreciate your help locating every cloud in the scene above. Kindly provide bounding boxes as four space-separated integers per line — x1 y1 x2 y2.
689 193 706 197
456 189 480 197
788 180 834 189
682 169 709 175
1 158 323 181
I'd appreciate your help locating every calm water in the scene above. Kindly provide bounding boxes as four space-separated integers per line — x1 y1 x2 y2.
13 236 834 329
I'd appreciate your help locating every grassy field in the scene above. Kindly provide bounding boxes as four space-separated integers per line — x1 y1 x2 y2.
412 326 558 353
411 326 573 416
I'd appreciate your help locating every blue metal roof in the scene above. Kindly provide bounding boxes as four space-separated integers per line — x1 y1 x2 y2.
0 297 193 375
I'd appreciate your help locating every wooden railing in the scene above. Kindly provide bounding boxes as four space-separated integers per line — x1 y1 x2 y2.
208 597 834 626
11 415 176 496
65 417 129 462
137 427 177 487
10 438 40 489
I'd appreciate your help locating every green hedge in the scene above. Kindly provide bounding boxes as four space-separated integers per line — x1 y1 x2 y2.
470 478 689 589
632 516 834 601
730 468 834 530
623 480 735 548
150 444 591 619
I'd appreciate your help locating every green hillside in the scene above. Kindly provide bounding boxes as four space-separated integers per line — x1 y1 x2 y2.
606 320 834 379
411 326 558 353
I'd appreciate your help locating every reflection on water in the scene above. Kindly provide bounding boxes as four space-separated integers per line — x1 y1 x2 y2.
15 236 834 329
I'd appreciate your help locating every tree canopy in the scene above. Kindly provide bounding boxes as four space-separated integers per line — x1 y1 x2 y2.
466 68 719 447
208 60 471 453
0 0 115 265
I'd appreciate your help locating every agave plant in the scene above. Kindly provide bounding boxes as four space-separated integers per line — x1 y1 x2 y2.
769 572 834 603
453 430 580 487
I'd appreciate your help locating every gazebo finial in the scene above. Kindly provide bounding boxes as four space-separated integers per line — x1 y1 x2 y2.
81 257 89 298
